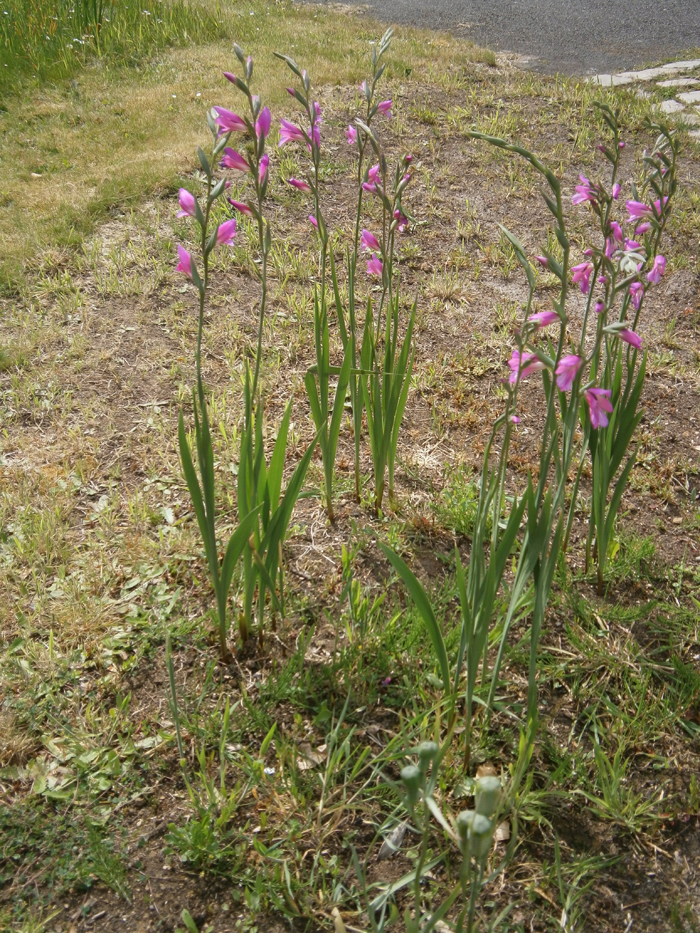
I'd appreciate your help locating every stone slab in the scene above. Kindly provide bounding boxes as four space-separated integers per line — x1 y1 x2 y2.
678 90 700 104
660 99 686 113
591 59 700 86
657 77 700 88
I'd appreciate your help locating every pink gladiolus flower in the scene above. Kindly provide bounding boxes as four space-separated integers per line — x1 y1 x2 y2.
584 248 593 257
619 141 625 149
279 119 306 146
555 354 583 391
508 350 545 384
534 256 548 268
604 238 615 259
584 387 613 429
635 222 651 235
287 177 311 192
572 175 598 206
647 254 666 284
510 415 520 424
176 245 192 279
177 188 196 218
258 154 269 184
377 99 393 115
360 79 370 97
361 229 381 253
213 106 247 134
610 221 623 243
215 218 237 246
346 124 357 144
393 209 408 232
612 183 621 200
309 215 318 229
629 281 644 311
228 199 253 216
624 238 642 252
528 310 559 328
619 328 642 349
572 261 593 294
368 164 380 182
255 106 271 139
366 253 383 277
221 148 250 172
625 198 668 223
223 72 237 84
595 301 605 314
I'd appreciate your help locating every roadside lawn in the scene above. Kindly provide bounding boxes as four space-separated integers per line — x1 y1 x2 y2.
1 4 700 932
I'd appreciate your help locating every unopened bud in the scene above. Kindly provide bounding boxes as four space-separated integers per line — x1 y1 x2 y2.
415 741 438 775
470 813 494 860
401 764 422 809
456 810 475 855
474 776 501 819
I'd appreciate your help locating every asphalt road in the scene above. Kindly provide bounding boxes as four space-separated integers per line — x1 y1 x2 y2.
311 0 700 75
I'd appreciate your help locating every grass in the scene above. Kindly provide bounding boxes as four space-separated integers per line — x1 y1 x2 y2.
1 5 700 932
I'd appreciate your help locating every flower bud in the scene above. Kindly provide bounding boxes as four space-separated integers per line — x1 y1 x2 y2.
456 810 475 855
415 741 438 775
401 765 422 810
470 813 494 860
474 776 501 819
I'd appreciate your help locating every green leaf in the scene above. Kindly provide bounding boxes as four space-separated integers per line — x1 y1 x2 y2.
378 544 451 696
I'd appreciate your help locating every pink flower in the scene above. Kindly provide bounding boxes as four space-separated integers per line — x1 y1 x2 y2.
377 99 393 115
528 310 559 328
221 148 250 172
360 79 370 97
572 261 593 294
287 177 311 192
177 188 196 218
604 238 615 259
624 238 642 252
584 387 614 429
176 245 192 279
610 221 623 243
213 107 247 134
346 124 357 144
507 350 545 384
534 256 549 268
635 222 651 235
360 229 381 253
619 328 642 349
555 354 583 391
393 209 408 232
625 198 667 223
572 175 598 206
279 119 306 146
625 200 651 221
612 183 621 200
309 215 318 229
510 415 520 424
366 253 383 277
595 301 605 314
215 218 237 246
629 281 644 311
647 254 666 284
255 106 271 139
228 199 253 216
619 141 625 149
258 154 269 184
